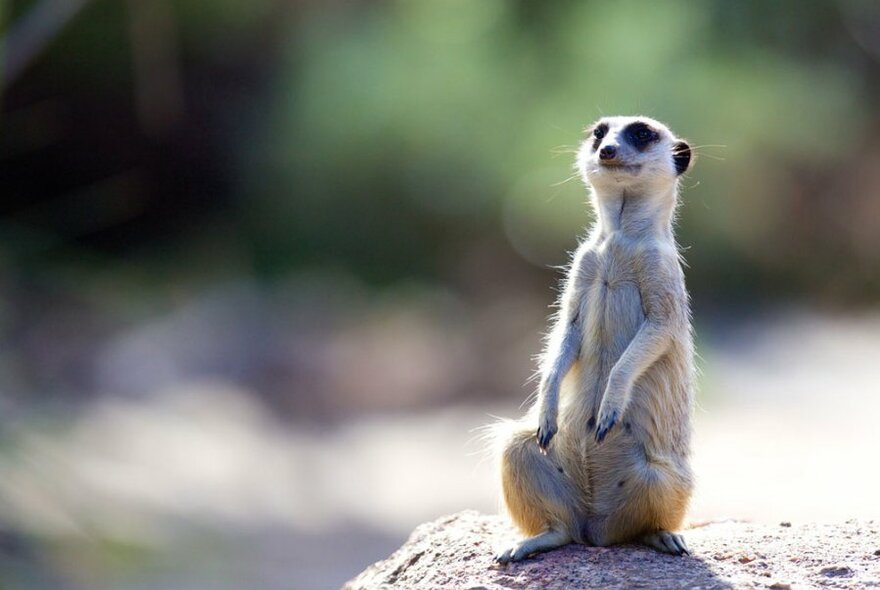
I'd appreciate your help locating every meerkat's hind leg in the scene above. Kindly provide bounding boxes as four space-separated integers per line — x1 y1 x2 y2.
640 530 689 556
494 529 571 564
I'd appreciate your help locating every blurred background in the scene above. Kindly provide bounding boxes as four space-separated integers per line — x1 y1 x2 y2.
1 0 880 588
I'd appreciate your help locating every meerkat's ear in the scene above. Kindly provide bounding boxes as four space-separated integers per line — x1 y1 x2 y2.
672 141 692 175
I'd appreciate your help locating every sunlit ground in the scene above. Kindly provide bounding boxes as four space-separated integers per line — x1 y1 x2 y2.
1 310 878 590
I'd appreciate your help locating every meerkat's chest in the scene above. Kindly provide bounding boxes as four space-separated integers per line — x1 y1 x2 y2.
580 239 641 294
579 242 645 349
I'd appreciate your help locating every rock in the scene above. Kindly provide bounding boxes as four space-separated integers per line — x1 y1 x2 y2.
819 565 854 577
343 511 880 590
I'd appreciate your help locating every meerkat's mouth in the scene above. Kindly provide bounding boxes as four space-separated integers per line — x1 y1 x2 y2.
599 162 642 174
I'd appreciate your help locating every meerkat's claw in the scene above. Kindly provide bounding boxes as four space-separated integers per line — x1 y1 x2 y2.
495 530 570 564
536 426 555 452
641 531 689 556
494 546 517 564
536 415 558 452
595 409 619 443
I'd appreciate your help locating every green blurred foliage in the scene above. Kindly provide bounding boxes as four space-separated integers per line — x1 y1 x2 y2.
3 0 880 303
245 0 875 301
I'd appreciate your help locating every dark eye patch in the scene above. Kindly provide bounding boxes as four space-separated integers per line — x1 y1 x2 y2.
623 122 660 151
591 123 609 150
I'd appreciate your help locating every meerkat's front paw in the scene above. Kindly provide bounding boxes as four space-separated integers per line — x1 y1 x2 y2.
536 414 558 452
594 407 619 443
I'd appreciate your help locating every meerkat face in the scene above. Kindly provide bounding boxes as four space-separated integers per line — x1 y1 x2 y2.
576 116 692 192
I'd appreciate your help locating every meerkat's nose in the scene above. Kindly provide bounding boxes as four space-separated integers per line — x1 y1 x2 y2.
599 145 617 160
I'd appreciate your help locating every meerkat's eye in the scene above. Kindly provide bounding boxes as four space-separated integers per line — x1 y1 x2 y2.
624 122 660 151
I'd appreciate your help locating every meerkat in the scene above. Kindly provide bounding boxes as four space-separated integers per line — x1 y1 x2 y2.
494 116 695 563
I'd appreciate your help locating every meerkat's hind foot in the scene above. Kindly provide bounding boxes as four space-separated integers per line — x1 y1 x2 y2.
640 530 689 556
494 529 571 564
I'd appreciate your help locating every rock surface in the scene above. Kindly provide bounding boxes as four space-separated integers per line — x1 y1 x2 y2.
343 511 880 590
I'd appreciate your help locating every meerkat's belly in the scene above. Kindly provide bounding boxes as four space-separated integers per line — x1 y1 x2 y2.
577 262 645 413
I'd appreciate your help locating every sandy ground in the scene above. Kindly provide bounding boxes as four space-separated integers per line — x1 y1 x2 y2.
0 310 879 589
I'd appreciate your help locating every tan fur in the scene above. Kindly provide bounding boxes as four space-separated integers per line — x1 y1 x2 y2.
495 116 696 561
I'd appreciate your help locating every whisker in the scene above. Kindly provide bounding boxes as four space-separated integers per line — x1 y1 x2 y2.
688 144 728 162
550 173 580 187
692 152 726 161
550 145 580 157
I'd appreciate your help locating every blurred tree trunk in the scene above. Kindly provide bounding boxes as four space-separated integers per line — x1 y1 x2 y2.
126 0 183 138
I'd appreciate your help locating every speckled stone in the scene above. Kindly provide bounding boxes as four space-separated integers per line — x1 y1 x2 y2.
343 511 880 590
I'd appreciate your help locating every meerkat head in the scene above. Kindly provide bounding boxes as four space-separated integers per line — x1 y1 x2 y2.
576 116 692 194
